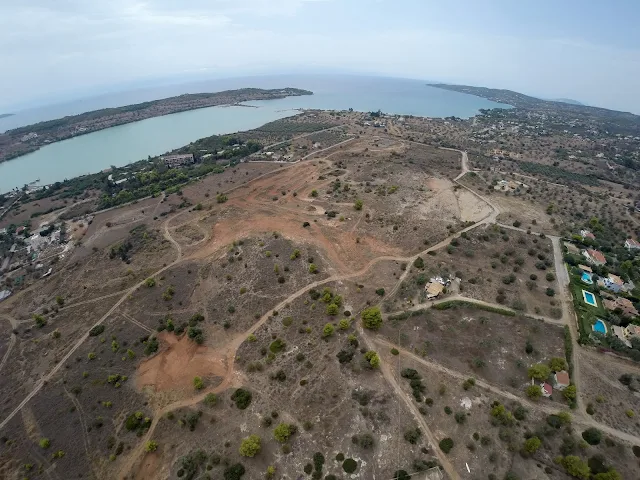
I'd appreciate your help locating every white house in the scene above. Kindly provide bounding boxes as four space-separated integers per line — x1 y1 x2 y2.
624 239 640 250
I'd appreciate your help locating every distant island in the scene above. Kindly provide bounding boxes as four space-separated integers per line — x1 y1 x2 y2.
0 88 312 163
0 113 14 119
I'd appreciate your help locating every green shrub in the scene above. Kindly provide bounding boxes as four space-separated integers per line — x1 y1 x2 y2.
439 437 454 453
342 458 358 474
231 389 252 409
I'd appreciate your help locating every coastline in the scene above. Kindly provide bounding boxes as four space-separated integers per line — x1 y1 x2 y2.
0 88 313 165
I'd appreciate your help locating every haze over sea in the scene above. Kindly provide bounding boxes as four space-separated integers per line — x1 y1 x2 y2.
0 75 510 193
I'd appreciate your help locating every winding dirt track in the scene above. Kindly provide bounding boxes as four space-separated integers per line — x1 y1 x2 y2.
2 138 640 479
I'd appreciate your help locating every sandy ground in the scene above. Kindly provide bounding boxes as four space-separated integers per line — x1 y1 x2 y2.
135 332 228 392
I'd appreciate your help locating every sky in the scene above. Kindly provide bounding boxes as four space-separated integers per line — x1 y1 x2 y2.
1 0 639 113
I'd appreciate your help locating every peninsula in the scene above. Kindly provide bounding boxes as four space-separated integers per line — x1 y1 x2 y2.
0 88 312 163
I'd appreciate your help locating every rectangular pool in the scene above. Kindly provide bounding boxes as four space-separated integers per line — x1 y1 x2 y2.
582 290 598 307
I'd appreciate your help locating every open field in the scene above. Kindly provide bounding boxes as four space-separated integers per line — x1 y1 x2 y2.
379 305 567 402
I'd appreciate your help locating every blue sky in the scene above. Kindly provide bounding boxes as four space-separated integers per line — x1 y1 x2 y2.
1 0 639 112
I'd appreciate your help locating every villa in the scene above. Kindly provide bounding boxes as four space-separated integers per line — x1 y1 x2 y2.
578 264 593 273
161 154 194 168
603 297 639 318
598 273 625 293
624 238 640 250
582 249 606 266
612 325 632 347
553 371 570 391
624 324 640 339
580 229 596 240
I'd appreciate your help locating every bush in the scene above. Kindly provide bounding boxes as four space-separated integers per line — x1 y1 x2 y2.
145 278 156 287
582 427 602 445
439 437 454 453
231 389 252 409
89 325 105 336
523 436 541 454
391 348 399 355
193 376 204 390
342 458 358 474
223 463 246 480
354 199 363 210
404 427 422 444
309 263 318 274
413 257 425 269
361 307 383 330
203 393 217 407
239 435 261 457
269 338 286 354
546 272 555 281
454 412 466 424
39 438 50 449
526 384 542 399
273 423 295 443
375 288 385 296
322 323 335 337
145 440 158 452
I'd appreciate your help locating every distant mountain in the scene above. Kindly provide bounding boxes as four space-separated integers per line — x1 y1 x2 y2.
553 98 585 106
0 113 14 119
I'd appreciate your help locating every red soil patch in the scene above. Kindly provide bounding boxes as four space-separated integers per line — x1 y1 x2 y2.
135 332 227 392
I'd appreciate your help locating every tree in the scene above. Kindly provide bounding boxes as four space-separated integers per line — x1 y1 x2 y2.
339 319 350 330
526 384 542 399
558 456 591 479
439 437 454 453
326 303 339 315
309 263 318 274
361 307 382 330
273 423 294 443
193 376 204 390
413 257 425 269
239 435 261 457
563 384 577 401
581 427 602 445
364 351 380 368
322 323 335 337
354 199 363 210
523 436 541 454
549 357 568 372
528 363 551 381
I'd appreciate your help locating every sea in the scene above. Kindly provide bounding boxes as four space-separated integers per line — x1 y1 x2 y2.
0 75 510 193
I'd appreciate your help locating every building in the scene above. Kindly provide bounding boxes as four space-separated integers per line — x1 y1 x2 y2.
161 154 194 168
603 297 639 318
598 273 625 293
553 371 570 391
624 238 640 250
577 264 593 273
612 325 632 347
541 383 553 398
425 282 444 299
623 324 640 339
580 229 595 240
582 249 606 266
0 290 11 302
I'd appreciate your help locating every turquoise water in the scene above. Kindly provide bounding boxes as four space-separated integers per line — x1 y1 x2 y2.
583 290 597 306
593 319 607 334
581 272 593 284
0 75 511 193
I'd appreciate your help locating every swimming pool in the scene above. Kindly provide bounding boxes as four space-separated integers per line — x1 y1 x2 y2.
582 290 598 307
581 272 593 284
593 319 607 334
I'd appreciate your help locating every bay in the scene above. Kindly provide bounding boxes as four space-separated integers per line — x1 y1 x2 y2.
0 75 510 193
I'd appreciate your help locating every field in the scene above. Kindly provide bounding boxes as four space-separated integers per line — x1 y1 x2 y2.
378 305 567 402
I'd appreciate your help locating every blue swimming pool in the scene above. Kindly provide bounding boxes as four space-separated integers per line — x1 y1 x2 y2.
582 290 597 307
581 272 593 284
593 319 607 334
